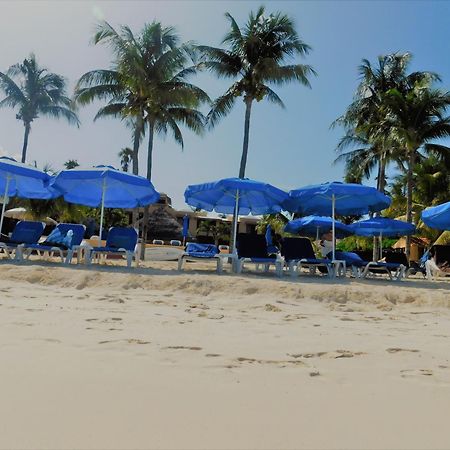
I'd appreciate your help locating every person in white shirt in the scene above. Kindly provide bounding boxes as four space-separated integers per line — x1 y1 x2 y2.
318 231 334 258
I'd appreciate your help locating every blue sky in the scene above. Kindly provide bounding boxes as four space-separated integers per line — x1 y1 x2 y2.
0 1 449 209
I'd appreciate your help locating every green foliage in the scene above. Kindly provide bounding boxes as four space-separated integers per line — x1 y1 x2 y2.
75 21 209 180
256 213 290 236
197 220 231 245
199 6 314 177
336 236 397 252
64 159 80 169
0 54 79 162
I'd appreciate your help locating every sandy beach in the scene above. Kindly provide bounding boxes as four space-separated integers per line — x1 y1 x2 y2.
0 260 449 449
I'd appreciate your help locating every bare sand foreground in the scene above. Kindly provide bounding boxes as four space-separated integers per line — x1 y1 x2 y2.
0 260 449 450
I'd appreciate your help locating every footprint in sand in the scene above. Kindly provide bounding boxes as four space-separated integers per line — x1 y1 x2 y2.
386 348 420 354
234 356 305 367
264 304 282 312
401 368 433 378
288 350 365 359
205 353 221 357
164 345 202 351
99 339 150 345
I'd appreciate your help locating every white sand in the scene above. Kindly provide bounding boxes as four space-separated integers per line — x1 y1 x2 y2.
0 260 449 449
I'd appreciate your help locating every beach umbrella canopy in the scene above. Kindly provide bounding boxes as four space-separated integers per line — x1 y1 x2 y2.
0 156 57 235
350 217 416 237
52 165 160 241
285 215 353 239
350 216 415 261
285 182 391 260
184 177 288 253
421 201 450 230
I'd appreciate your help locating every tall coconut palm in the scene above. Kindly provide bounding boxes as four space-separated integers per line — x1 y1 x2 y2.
0 54 79 163
333 53 416 193
382 83 450 257
76 21 209 256
199 6 315 178
75 21 209 181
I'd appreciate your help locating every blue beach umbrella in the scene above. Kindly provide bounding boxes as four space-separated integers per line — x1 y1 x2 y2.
350 217 416 237
0 157 57 235
285 215 353 240
52 165 160 242
184 177 288 253
422 201 450 230
285 182 391 260
350 217 416 260
182 214 190 244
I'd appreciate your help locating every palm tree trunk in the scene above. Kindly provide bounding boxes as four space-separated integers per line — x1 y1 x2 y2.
238 97 253 179
373 155 387 261
21 122 31 163
405 150 415 261
131 116 143 234
140 120 155 260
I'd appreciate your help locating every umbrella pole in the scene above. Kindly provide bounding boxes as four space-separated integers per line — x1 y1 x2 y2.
379 231 383 260
98 179 106 246
0 175 11 237
231 189 240 255
332 194 336 261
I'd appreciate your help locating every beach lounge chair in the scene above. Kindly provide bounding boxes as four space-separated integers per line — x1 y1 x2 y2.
152 239 164 245
178 243 225 273
281 237 334 277
22 223 86 264
87 227 138 268
0 220 45 260
336 251 406 280
170 240 182 246
235 234 283 277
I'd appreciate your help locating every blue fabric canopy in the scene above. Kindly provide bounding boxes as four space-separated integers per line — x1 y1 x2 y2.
421 201 450 230
284 182 390 261
184 177 287 253
0 157 56 200
184 177 288 216
52 165 159 208
0 157 57 235
52 165 159 243
285 182 391 216
285 215 353 238
350 217 416 237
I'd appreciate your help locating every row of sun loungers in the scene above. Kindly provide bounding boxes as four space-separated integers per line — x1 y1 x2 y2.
0 220 138 267
2 220 446 281
178 234 413 281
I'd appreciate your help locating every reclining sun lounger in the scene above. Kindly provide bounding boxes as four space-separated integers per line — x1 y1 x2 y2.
336 251 406 280
281 237 334 277
236 234 283 277
22 223 86 264
87 227 138 268
178 243 225 273
0 220 45 260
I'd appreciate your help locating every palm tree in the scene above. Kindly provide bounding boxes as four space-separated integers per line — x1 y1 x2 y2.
76 21 209 256
64 159 79 169
199 6 315 178
333 53 415 193
0 54 79 163
75 21 209 180
383 82 450 257
118 147 133 172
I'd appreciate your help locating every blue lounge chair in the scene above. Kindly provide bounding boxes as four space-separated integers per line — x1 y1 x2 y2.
178 243 225 273
87 227 138 268
335 251 406 280
22 223 86 264
236 234 283 277
280 237 334 277
0 220 45 260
